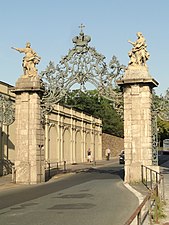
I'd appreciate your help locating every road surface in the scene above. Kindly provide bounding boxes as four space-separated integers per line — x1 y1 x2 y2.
0 163 138 225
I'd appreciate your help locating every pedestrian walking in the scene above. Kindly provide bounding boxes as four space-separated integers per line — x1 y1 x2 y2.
87 148 92 162
105 147 111 160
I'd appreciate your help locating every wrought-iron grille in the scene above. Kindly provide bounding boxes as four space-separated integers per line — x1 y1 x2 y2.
40 24 125 114
0 94 15 126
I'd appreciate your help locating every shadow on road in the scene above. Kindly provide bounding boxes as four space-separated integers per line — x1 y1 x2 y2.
79 166 124 181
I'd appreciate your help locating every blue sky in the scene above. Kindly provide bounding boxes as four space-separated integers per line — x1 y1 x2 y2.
0 0 169 95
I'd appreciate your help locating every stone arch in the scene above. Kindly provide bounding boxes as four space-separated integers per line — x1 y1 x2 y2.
75 130 82 163
63 127 71 163
48 124 59 163
85 131 92 159
94 132 99 160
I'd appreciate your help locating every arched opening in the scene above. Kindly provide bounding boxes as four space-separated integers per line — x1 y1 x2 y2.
49 125 59 163
85 132 92 161
75 130 82 163
63 128 71 164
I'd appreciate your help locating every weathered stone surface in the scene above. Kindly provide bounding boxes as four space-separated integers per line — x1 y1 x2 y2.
15 76 43 91
117 66 159 183
102 133 124 157
117 65 158 88
13 77 45 184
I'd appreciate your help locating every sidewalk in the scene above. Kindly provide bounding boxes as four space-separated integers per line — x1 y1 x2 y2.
0 159 116 190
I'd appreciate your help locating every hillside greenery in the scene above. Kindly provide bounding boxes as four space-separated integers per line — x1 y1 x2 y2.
153 90 169 146
62 90 124 138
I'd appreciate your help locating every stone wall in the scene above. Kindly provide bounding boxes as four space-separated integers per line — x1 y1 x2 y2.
102 133 124 158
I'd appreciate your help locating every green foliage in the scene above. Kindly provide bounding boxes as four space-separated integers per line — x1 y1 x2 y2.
158 119 169 146
152 90 164 112
152 91 169 146
96 98 124 137
62 90 124 137
151 193 166 223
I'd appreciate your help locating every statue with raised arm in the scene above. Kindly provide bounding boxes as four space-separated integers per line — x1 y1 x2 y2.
12 42 41 77
128 32 150 66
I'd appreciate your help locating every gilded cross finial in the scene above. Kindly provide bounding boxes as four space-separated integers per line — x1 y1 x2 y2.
79 23 85 33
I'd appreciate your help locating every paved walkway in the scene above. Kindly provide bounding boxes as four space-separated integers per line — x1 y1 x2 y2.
0 159 169 224
0 159 116 191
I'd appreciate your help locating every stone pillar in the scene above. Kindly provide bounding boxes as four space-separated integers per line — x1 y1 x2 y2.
13 76 45 184
117 66 159 183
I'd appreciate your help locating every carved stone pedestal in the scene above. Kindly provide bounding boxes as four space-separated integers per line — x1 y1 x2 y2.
117 66 159 183
13 76 45 184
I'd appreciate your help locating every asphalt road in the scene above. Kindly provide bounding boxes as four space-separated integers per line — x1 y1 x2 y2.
0 163 138 225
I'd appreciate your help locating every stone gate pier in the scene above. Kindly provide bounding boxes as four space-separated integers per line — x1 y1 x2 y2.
11 42 45 184
117 32 159 183
12 76 45 184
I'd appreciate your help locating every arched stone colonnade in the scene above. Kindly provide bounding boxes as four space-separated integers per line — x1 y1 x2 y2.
45 104 102 166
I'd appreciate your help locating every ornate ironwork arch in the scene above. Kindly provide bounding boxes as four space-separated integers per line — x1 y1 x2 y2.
40 24 125 114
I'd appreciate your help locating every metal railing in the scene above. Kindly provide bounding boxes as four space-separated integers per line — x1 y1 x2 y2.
46 160 67 180
124 165 165 225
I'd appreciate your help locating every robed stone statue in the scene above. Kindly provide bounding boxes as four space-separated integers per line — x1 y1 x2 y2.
12 42 41 77
128 32 150 67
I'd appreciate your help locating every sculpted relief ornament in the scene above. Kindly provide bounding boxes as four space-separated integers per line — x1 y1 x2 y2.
12 42 41 77
128 32 150 67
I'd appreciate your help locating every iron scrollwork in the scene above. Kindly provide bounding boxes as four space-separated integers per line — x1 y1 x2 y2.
40 24 125 116
151 110 158 165
0 94 15 126
157 89 169 122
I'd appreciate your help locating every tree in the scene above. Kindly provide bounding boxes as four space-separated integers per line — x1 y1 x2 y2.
62 90 124 137
152 90 169 147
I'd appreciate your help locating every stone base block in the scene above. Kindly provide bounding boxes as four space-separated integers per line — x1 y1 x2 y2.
15 161 45 184
15 76 44 92
125 163 142 183
15 161 31 184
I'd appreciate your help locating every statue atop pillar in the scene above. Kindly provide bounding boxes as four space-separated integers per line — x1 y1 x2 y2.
128 32 150 67
12 42 41 77
117 32 159 183
11 42 44 184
